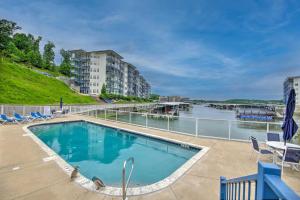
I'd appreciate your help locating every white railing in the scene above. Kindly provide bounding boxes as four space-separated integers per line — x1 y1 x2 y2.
0 103 155 116
78 109 300 143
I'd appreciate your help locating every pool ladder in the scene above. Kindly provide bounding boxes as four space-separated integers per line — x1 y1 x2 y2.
122 157 134 200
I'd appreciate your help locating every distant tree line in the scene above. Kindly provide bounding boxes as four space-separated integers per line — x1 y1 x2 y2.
0 19 72 76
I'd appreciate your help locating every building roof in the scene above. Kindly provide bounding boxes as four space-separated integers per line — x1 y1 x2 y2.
122 61 136 69
285 76 300 80
68 49 123 59
90 50 123 59
69 49 87 53
159 102 190 106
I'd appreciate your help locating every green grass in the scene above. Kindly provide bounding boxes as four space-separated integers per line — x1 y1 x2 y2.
0 59 97 105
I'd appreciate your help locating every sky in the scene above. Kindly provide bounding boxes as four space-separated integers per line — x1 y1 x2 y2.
1 0 300 100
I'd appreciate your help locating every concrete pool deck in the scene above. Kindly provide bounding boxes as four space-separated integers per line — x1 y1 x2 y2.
0 115 299 200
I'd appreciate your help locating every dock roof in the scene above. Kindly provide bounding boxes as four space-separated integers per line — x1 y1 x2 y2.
159 102 190 106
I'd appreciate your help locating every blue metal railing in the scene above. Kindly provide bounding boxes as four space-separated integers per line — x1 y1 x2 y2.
220 162 300 200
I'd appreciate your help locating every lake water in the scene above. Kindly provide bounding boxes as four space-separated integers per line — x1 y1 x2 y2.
180 105 236 120
93 105 299 143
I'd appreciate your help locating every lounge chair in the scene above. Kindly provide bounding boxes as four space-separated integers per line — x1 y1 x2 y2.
250 136 273 162
14 113 30 123
0 114 17 124
36 112 52 119
267 132 280 142
275 147 300 174
30 112 44 121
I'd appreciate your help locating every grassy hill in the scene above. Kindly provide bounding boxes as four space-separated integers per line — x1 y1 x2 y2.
0 59 97 105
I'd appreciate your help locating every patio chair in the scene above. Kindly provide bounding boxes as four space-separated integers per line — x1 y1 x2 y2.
267 132 280 142
30 112 44 121
275 147 300 174
36 112 52 119
14 113 30 123
0 114 17 124
250 136 273 162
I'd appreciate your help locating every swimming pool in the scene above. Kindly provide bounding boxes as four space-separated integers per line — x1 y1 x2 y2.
28 121 202 188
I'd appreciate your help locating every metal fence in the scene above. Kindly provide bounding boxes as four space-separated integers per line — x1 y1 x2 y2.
78 109 300 143
0 103 155 116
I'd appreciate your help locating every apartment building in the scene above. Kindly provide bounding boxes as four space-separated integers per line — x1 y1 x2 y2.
69 49 151 98
283 76 300 106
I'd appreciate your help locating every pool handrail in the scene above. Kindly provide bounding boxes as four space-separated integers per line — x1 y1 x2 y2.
122 157 134 200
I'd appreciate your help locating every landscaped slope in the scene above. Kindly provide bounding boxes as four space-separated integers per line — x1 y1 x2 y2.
0 59 96 105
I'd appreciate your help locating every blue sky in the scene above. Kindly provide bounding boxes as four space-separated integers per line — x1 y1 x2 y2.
1 0 300 100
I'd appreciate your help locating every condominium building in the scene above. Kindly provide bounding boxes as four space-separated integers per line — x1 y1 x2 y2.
283 76 300 106
69 49 151 98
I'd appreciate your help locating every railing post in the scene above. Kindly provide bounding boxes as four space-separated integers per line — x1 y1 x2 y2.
95 110 98 118
1 105 3 114
116 111 118 121
228 121 231 140
22 106 25 116
145 113 148 127
195 118 198 137
220 176 226 200
167 115 170 131
257 162 281 200
105 110 107 120
267 122 269 133
129 112 132 123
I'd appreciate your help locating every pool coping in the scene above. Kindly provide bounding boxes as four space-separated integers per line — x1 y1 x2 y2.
23 119 209 196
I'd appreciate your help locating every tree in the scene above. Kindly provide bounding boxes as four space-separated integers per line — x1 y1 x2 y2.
13 33 31 52
43 41 55 70
30 36 43 67
11 33 43 67
28 50 43 67
101 84 107 94
59 49 72 76
150 94 159 101
6 41 25 62
0 19 20 51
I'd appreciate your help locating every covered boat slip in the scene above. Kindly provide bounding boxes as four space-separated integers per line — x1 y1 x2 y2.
150 102 191 116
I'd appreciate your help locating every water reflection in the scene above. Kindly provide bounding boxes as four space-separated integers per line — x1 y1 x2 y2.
33 122 137 164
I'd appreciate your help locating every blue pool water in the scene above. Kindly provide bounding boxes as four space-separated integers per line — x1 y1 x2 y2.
29 121 199 187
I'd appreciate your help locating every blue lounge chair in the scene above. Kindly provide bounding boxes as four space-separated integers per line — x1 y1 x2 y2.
36 112 52 119
14 113 30 123
30 112 43 121
0 114 17 124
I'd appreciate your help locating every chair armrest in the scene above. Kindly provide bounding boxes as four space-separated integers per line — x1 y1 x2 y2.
275 150 283 157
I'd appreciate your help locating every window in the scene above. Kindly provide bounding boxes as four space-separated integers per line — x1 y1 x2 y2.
97 68 99 72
